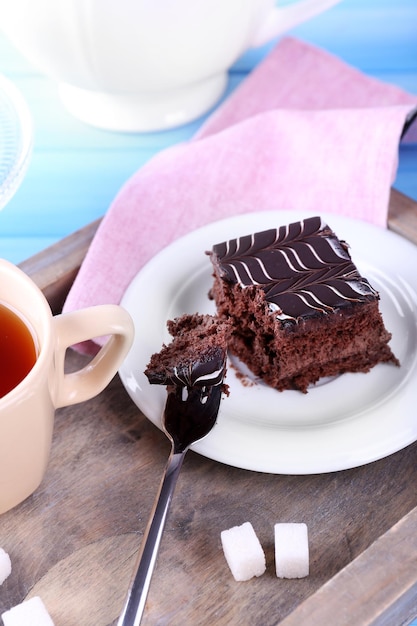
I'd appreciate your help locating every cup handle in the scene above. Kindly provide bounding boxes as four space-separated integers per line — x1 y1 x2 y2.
52 305 134 408
250 0 340 47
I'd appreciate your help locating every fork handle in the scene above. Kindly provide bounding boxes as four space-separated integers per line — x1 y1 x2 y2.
117 449 186 626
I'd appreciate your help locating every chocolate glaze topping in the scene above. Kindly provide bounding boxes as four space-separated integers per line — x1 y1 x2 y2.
211 216 378 322
145 346 227 388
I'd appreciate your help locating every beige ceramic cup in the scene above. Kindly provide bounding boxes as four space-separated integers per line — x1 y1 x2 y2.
0 259 134 514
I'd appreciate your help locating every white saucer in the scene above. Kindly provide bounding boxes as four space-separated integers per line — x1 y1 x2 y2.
119 210 417 474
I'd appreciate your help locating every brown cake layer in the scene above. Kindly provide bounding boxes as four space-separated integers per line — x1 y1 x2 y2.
208 216 399 393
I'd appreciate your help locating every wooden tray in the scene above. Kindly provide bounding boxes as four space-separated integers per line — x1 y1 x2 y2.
1 189 417 626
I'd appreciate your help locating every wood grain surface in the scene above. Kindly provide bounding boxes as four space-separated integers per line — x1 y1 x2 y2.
1 190 417 625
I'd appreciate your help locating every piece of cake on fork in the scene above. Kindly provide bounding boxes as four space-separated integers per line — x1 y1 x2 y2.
145 313 230 393
208 215 398 393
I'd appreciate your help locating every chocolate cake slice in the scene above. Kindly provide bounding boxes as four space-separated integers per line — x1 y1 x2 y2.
145 313 229 393
208 216 398 393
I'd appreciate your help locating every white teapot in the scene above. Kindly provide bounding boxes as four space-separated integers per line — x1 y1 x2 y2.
0 0 340 131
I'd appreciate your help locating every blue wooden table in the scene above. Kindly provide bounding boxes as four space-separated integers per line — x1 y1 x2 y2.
0 0 416 267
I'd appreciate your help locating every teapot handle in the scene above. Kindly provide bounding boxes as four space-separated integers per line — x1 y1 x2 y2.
250 0 340 48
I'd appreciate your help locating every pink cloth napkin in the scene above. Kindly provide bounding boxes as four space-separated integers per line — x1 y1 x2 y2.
63 37 416 338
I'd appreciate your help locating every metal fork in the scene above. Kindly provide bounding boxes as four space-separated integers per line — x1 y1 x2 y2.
117 382 223 626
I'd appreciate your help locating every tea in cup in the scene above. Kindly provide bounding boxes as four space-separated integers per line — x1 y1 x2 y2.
0 259 134 514
0 301 38 399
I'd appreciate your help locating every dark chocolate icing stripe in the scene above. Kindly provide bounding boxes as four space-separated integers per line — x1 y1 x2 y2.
172 360 226 388
212 216 378 322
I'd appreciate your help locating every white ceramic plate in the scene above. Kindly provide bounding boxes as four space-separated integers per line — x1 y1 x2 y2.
119 211 417 474
0 73 32 210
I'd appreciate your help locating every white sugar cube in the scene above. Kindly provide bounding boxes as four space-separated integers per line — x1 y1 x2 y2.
221 521 266 581
274 522 309 578
0 548 11 585
2 596 55 626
